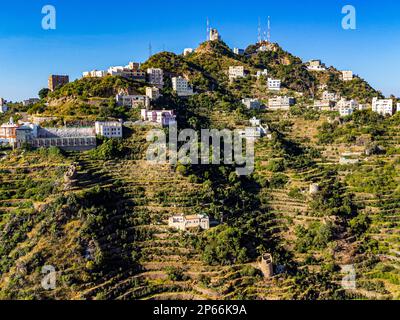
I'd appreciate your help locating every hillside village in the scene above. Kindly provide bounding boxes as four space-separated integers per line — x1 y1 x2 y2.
0 26 400 300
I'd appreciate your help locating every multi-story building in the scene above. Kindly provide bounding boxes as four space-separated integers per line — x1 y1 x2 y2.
229 66 245 80
307 60 326 71
322 91 340 101
372 97 394 116
314 100 336 111
48 75 69 91
108 65 146 81
209 28 221 41
83 70 107 78
268 96 295 110
233 48 244 55
168 214 210 231
268 78 281 91
242 98 262 110
146 87 161 100
95 121 123 138
172 76 194 97
147 68 164 88
116 94 150 108
337 98 358 117
342 70 353 81
140 109 176 127
0 117 18 145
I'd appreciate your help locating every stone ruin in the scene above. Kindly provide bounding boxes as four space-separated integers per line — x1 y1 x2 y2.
64 163 78 190
259 253 274 279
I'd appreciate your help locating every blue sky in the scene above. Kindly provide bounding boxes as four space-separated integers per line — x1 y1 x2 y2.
0 0 399 101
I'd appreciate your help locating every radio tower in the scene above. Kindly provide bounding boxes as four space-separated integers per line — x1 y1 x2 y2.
258 17 262 44
207 17 210 41
267 16 271 43
149 42 152 58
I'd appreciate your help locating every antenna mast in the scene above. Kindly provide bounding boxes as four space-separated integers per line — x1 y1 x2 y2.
149 42 152 58
207 17 210 41
267 16 271 43
258 17 261 44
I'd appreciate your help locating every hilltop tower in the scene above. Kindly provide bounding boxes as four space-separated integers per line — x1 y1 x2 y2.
267 16 271 43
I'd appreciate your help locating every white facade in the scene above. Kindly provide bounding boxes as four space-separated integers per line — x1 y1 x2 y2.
322 91 340 101
169 214 210 231
342 70 353 81
83 70 107 78
183 48 193 56
314 100 336 111
268 96 295 110
233 48 244 55
256 69 268 78
229 66 245 80
307 60 326 72
147 68 164 88
209 29 221 41
95 121 123 138
372 98 394 116
268 78 281 91
140 109 176 127
242 98 261 110
116 94 150 108
172 76 194 97
146 87 161 100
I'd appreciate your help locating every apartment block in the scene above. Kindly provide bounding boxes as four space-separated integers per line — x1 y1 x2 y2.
146 87 161 100
372 97 394 116
242 98 262 110
268 78 281 91
140 109 176 127
229 66 245 80
83 70 107 78
307 60 326 72
172 76 194 97
342 70 353 81
268 96 295 110
116 94 150 108
147 68 164 88
95 121 123 138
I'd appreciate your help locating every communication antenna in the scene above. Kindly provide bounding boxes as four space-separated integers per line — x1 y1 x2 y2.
258 17 262 44
267 16 271 43
207 17 210 41
149 42 152 58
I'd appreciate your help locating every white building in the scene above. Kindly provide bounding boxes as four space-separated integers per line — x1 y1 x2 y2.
183 48 193 56
141 109 176 127
209 29 221 41
268 78 281 91
256 69 268 79
168 214 210 231
95 121 123 138
242 98 262 110
116 94 150 108
229 66 245 80
337 99 358 117
0 98 9 113
233 48 244 55
83 70 107 78
172 76 194 97
147 68 164 88
372 97 394 116
314 100 336 111
146 87 161 101
268 96 295 110
322 91 340 101
342 70 353 81
307 60 326 72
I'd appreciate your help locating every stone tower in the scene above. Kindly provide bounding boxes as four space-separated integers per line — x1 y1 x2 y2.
259 253 274 278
